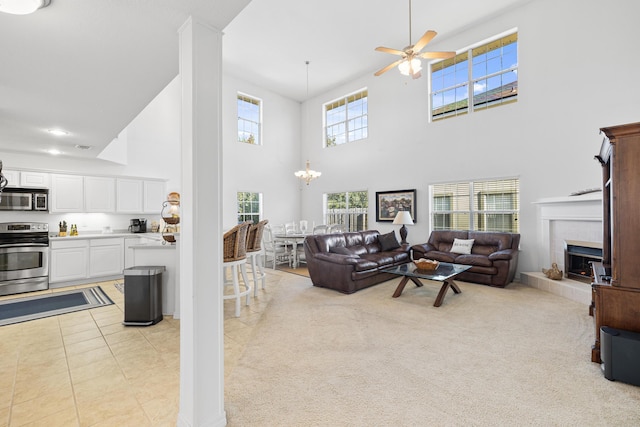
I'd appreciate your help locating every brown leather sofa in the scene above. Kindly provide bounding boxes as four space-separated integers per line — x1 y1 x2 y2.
303 230 411 294
411 230 520 287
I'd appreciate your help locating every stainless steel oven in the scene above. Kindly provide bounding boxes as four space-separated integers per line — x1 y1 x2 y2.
0 222 49 296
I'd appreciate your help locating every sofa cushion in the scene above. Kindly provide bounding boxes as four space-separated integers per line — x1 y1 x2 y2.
330 246 357 256
421 251 456 263
361 253 395 267
378 231 400 251
353 259 379 272
450 238 474 254
454 254 492 267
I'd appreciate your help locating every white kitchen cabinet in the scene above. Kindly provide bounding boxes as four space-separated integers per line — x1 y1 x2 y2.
89 238 123 277
84 176 115 212
50 174 84 212
20 171 50 188
143 180 166 214
116 178 143 213
50 239 89 283
1 170 49 188
2 170 20 187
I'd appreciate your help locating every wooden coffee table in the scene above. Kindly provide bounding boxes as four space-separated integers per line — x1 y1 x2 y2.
383 262 472 307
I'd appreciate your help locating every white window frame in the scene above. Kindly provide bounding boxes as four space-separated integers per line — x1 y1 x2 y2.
237 93 262 145
323 190 369 232
429 177 519 233
429 29 518 122
324 88 368 147
237 191 262 224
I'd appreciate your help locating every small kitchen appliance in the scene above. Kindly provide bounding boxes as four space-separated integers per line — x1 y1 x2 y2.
129 218 147 233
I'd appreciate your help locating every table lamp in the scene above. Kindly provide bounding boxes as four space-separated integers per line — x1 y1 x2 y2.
393 211 414 244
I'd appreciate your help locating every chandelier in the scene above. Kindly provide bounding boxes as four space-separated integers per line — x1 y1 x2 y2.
294 160 321 185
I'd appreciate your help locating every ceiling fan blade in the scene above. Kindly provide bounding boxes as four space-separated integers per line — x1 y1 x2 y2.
419 51 456 59
374 59 403 76
375 46 406 56
412 30 437 53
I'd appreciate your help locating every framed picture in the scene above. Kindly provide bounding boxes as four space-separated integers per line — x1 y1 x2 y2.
375 189 416 222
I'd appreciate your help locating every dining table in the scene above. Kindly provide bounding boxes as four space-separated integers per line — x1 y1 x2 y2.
273 232 310 268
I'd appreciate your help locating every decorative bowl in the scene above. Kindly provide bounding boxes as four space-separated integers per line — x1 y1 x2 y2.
413 258 439 271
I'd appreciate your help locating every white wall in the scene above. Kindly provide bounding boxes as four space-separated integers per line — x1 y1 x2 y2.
298 0 640 274
221 73 301 229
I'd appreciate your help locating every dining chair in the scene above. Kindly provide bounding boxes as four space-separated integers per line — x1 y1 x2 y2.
223 222 252 317
313 224 328 235
262 224 291 269
285 222 297 234
328 223 346 233
246 219 269 295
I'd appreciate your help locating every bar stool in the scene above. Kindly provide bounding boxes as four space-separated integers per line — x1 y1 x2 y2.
223 222 252 317
246 219 269 296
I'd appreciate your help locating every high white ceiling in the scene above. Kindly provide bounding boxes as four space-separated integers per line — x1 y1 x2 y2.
0 0 530 160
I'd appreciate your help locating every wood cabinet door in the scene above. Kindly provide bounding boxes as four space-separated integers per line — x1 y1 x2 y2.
85 176 116 212
50 174 84 212
116 178 144 213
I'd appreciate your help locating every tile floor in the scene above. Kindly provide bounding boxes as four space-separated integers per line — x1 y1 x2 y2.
0 269 286 427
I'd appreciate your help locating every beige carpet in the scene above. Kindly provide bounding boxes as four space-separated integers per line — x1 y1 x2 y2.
225 274 640 426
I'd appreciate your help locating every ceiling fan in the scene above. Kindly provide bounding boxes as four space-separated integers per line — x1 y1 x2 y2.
374 0 455 79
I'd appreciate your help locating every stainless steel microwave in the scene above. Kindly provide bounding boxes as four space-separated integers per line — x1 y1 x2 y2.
0 188 48 211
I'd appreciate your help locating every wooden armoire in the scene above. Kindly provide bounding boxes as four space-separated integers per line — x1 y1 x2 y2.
591 121 640 363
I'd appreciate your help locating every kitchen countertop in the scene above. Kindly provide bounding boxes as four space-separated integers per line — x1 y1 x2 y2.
49 232 164 241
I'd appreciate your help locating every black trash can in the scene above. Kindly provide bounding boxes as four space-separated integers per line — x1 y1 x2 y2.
123 265 165 326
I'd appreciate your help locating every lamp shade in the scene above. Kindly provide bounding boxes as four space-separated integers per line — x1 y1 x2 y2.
393 211 414 225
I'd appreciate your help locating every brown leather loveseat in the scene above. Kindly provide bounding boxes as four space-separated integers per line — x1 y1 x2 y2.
304 230 411 294
411 230 520 287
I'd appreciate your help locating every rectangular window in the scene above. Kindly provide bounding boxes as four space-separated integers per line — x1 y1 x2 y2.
430 178 519 233
325 89 368 147
237 192 262 224
431 31 517 121
237 93 261 145
324 191 368 231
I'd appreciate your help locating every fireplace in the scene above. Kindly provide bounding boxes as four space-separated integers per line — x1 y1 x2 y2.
564 240 603 283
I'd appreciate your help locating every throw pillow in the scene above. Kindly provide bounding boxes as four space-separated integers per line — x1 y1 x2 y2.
450 238 474 255
330 246 355 256
379 231 401 251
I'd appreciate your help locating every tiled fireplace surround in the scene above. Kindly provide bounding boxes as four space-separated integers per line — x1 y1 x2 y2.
520 192 602 305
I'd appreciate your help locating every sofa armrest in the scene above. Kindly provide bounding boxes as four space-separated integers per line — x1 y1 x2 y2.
488 249 517 261
411 243 436 253
394 243 411 253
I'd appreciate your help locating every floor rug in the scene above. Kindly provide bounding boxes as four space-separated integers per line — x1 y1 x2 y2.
0 286 114 326
275 265 310 278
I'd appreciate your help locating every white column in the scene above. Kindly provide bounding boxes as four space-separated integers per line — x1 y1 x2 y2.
177 17 225 427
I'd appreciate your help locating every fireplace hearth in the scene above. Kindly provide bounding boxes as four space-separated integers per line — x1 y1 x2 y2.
564 240 603 283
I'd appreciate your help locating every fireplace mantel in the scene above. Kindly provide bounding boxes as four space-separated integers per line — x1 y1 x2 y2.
533 192 602 270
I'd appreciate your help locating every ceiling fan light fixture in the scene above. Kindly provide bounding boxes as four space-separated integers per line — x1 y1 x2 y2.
0 0 51 15
398 58 422 76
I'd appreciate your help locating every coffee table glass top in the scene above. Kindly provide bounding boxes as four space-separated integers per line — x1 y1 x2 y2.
383 262 471 281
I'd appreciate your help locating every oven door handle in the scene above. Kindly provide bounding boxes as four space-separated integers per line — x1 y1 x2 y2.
0 243 49 248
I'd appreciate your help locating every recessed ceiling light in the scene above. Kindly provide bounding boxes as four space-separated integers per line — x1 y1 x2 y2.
47 149 62 156
0 0 50 15
74 144 92 150
47 129 69 136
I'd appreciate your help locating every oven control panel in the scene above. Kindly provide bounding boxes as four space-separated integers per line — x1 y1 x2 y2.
0 222 49 233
